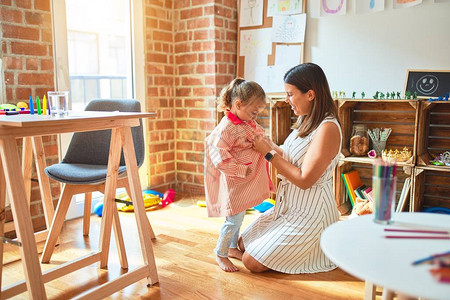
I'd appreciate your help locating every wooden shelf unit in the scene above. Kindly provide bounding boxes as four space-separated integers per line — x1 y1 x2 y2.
412 101 450 211
336 99 420 214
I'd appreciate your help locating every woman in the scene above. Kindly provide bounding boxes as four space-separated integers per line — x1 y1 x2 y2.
238 63 342 274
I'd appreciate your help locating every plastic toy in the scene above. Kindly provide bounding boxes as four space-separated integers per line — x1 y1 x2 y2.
116 192 162 212
161 189 175 207
0 103 19 110
16 101 28 109
361 92 365 99
94 202 103 217
197 200 206 207
143 189 164 198
253 198 275 213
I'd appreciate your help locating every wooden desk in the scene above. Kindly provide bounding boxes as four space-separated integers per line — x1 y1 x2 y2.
0 111 158 299
320 213 450 300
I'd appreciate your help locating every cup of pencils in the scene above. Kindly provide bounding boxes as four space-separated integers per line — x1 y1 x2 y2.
372 160 397 224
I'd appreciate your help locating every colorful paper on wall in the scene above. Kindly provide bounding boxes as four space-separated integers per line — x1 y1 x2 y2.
240 0 264 27
271 14 306 43
320 0 347 17
267 0 303 17
393 0 422 9
355 0 385 14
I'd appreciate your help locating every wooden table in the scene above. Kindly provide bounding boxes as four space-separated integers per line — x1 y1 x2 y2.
320 213 450 300
0 111 158 299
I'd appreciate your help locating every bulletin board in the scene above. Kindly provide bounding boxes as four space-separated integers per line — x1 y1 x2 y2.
404 69 450 99
237 0 306 95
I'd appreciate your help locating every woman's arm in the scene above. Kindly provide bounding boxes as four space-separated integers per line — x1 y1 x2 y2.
253 122 340 189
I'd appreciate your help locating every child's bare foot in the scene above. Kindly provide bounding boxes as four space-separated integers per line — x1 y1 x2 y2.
216 255 239 272
228 247 243 260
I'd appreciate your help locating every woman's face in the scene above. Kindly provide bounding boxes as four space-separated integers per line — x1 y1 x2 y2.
284 83 314 116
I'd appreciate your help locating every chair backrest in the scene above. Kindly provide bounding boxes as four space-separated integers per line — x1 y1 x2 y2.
62 99 145 167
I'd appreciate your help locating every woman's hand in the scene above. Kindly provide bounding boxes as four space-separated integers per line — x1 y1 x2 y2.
253 134 272 155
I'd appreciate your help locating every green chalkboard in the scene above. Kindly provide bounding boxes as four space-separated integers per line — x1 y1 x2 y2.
404 70 450 99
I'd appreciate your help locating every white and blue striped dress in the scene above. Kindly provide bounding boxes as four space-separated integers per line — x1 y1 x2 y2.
241 117 342 274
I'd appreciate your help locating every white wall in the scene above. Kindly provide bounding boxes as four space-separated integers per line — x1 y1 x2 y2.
305 0 450 98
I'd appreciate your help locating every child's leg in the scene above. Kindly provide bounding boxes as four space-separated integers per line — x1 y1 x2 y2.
228 228 243 260
214 211 245 272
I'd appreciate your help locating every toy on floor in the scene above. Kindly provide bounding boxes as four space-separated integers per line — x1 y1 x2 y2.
253 198 275 213
94 202 103 217
116 192 162 212
161 189 175 207
197 200 206 207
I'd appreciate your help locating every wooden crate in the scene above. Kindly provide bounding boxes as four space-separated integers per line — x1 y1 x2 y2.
335 161 414 215
268 94 296 192
416 101 450 168
338 99 419 165
412 167 450 211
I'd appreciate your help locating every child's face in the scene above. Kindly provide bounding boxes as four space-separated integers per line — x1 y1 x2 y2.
234 98 266 121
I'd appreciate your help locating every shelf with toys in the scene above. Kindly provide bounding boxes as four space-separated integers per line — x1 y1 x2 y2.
335 98 419 214
411 100 450 212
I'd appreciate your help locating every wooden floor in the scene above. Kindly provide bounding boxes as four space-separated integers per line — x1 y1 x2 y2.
2 196 373 299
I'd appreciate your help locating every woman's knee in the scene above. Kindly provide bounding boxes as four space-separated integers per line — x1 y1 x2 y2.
242 252 269 273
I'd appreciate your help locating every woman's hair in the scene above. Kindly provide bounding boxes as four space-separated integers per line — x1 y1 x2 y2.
284 63 340 138
217 78 266 112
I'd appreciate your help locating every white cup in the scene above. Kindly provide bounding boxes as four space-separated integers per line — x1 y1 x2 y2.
47 91 69 117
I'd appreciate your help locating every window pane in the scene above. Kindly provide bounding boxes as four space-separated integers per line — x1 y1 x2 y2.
65 0 132 109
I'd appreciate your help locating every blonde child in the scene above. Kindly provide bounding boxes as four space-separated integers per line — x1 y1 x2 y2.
204 78 274 272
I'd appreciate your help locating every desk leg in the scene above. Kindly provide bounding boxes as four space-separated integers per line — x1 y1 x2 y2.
0 137 46 299
98 127 122 268
32 137 55 228
0 158 6 288
364 281 376 300
22 137 33 202
122 126 158 285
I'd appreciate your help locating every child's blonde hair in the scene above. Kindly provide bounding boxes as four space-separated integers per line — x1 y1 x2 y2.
217 78 266 112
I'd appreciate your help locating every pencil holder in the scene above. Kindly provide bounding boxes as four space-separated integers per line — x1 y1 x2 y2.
372 159 397 225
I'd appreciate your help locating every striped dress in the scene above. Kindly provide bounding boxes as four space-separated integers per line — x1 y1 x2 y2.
204 111 274 217
241 117 342 274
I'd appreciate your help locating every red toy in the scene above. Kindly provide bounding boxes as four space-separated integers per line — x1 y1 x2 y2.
161 189 175 207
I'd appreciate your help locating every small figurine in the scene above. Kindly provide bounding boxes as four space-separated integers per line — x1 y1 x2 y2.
390 92 395 99
396 92 401 99
413 91 418 100
405 91 411 100
380 92 385 100
445 92 449 101
352 91 356 99
373 91 379 99
361 92 365 99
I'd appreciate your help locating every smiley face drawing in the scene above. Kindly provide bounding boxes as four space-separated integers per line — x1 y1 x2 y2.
416 75 439 95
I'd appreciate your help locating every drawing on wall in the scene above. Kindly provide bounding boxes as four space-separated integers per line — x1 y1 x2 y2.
416 75 439 95
254 44 302 93
240 28 273 56
320 0 347 16
271 14 306 43
240 0 264 27
355 0 384 14
393 0 422 9
267 0 303 16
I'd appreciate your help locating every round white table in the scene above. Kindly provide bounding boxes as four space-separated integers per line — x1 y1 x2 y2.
320 213 450 300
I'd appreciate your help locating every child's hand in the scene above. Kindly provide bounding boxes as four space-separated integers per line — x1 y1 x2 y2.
253 134 271 155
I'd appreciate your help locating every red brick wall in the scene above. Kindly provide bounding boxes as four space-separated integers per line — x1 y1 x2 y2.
0 0 238 234
1 0 58 233
145 0 237 196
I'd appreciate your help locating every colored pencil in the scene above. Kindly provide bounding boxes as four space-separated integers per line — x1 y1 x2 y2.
385 235 449 240
412 251 450 265
385 228 449 235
